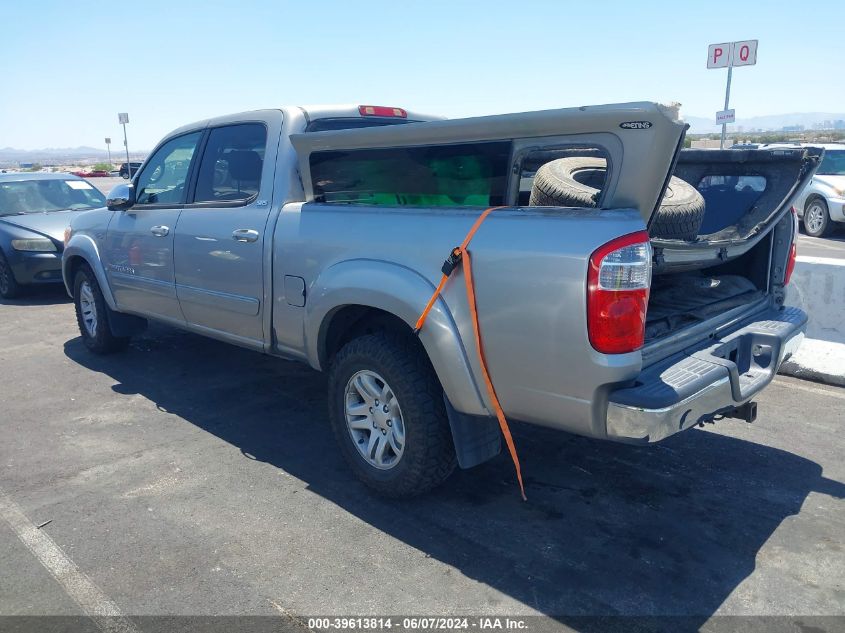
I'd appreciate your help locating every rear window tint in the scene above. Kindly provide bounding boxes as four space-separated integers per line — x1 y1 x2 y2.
698 175 766 192
695 175 767 234
309 142 511 207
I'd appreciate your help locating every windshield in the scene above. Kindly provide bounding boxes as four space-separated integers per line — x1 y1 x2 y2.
0 179 106 216
817 150 845 176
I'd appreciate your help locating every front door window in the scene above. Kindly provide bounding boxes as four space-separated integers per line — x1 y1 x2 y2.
135 132 202 205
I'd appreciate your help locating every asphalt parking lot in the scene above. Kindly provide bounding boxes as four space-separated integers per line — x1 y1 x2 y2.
798 232 845 260
88 176 125 197
1 288 844 631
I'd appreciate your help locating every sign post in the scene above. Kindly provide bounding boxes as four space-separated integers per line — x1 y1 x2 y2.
707 40 757 148
105 137 112 167
118 113 132 178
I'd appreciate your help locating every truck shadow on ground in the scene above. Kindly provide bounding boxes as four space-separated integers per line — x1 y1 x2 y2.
64 324 845 632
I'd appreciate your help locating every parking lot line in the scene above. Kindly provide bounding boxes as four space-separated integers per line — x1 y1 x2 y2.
774 376 845 401
0 488 138 633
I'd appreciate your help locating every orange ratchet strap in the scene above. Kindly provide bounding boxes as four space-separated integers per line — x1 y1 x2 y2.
414 207 527 501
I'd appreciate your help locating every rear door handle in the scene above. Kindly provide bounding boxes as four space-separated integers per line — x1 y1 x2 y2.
232 229 260 243
150 225 169 237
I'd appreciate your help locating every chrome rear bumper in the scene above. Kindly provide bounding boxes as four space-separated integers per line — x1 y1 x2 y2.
606 306 807 443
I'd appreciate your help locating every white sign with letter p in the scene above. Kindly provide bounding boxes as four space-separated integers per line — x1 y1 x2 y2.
707 42 732 68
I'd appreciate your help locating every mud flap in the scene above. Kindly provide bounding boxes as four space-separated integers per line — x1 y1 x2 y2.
105 307 147 337
444 396 501 469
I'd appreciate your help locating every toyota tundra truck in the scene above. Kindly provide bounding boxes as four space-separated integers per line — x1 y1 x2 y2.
62 102 819 497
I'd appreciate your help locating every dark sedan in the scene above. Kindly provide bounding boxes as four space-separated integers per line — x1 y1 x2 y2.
119 162 143 179
0 173 106 298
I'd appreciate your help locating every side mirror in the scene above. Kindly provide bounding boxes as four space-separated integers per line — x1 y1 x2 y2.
106 183 136 211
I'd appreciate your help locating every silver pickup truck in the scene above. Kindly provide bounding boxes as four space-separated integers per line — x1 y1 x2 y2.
63 102 819 497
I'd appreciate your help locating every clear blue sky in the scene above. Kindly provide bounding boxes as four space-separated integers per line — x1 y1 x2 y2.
1 0 842 150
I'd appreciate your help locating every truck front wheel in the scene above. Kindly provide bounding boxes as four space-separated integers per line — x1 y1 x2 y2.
327 331 456 497
73 265 130 354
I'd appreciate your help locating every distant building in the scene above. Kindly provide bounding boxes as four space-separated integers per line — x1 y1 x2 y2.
691 139 722 149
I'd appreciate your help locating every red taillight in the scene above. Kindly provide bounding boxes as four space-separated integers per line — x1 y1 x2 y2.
358 105 407 118
783 206 798 286
785 241 797 285
587 231 652 354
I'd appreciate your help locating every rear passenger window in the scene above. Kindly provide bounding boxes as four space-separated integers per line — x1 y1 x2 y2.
309 142 511 207
194 123 267 203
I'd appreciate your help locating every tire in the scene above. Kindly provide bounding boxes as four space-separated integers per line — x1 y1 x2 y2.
529 157 706 240
73 265 130 354
803 197 831 238
0 249 22 299
648 179 706 240
529 157 605 208
328 331 457 497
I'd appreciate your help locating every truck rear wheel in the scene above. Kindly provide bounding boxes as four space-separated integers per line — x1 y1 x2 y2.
327 331 456 497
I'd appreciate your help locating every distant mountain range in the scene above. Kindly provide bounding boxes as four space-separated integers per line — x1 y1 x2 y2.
684 112 845 135
2 111 844 162
0 146 147 165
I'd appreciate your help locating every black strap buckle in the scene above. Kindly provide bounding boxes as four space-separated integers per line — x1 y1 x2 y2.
441 247 463 277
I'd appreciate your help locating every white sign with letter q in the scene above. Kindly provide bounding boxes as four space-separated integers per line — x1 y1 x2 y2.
731 40 758 67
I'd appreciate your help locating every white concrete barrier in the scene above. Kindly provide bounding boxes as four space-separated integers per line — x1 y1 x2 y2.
780 256 845 386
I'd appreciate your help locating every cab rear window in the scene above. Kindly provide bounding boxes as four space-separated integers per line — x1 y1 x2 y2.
305 118 419 133
309 141 511 208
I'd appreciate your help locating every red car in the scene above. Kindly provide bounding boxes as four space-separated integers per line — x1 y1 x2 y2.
71 170 109 178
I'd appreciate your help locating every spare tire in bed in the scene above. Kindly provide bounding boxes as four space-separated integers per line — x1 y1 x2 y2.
529 157 705 240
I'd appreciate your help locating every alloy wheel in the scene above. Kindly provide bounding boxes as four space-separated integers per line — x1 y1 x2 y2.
344 370 406 470
79 281 98 338
805 202 826 235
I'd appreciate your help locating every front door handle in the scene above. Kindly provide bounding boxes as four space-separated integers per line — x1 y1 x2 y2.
232 229 260 243
150 225 170 237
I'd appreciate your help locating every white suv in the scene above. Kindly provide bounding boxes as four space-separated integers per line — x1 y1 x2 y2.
765 143 845 237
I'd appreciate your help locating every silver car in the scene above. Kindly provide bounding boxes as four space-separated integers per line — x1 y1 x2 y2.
795 144 845 237
762 143 845 237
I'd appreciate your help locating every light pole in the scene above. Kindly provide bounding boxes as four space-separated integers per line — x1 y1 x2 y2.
105 137 112 168
118 113 131 178
706 40 758 149
720 65 733 149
